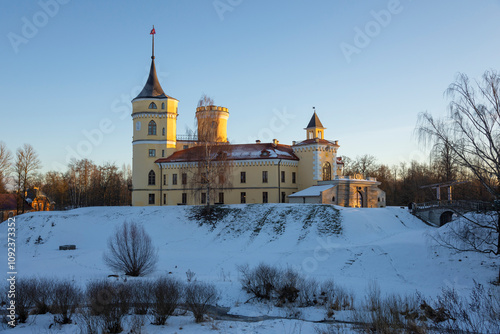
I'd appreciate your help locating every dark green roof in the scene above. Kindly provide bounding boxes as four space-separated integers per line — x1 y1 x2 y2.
133 59 176 101
306 112 324 129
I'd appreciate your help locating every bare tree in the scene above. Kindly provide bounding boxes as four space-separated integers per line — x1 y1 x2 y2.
183 95 233 210
343 154 378 178
417 70 500 283
197 93 214 108
431 141 459 183
0 141 12 193
103 221 158 276
14 144 41 213
353 154 378 178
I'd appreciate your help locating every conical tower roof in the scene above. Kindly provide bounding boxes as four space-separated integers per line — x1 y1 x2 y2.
306 111 325 129
133 27 177 101
133 59 169 100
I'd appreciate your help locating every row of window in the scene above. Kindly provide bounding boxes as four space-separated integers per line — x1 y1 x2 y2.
148 102 165 110
148 191 288 205
148 170 297 186
149 171 183 186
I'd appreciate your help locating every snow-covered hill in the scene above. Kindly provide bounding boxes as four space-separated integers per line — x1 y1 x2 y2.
1 204 497 333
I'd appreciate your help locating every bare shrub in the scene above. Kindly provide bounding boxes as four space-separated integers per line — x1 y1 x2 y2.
432 282 500 333
130 280 151 315
238 263 326 309
86 280 132 333
185 282 219 323
103 221 158 277
319 279 354 315
33 277 55 314
52 280 82 324
365 280 381 312
297 277 319 307
238 263 281 300
276 267 301 305
151 276 183 325
76 307 103 334
16 278 38 323
353 284 427 333
126 314 145 334
0 283 10 328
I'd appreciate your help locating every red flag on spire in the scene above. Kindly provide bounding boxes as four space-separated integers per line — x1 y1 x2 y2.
150 27 156 35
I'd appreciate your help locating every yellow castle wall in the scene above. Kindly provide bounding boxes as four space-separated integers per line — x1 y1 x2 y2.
133 161 299 206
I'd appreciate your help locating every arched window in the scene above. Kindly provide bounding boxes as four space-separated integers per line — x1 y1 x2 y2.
148 170 156 185
161 102 165 109
149 102 157 109
162 128 165 136
322 162 331 181
148 120 157 135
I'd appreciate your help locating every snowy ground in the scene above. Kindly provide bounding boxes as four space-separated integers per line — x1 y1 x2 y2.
0 204 497 333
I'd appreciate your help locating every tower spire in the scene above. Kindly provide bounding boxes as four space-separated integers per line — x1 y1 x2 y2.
150 25 156 59
133 26 175 101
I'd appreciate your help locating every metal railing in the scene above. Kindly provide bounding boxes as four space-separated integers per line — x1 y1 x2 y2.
177 134 198 141
414 200 493 212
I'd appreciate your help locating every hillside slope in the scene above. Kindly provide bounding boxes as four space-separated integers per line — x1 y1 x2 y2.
1 203 494 300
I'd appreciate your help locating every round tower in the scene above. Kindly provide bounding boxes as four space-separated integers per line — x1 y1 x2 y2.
195 105 229 142
131 29 178 206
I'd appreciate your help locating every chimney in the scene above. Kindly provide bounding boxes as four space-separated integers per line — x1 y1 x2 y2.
256 140 261 143
272 139 279 146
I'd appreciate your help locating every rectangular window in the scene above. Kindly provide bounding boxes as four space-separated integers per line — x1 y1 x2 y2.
240 171 246 183
163 193 166 205
219 192 224 204
262 171 268 183
281 171 285 183
183 145 189 150
172 174 177 185
281 191 286 203
201 193 206 204
162 149 165 157
263 191 268 203
240 192 246 204
292 172 296 184
182 193 187 204
149 149 156 157
148 193 155 205
182 173 187 185
163 174 167 186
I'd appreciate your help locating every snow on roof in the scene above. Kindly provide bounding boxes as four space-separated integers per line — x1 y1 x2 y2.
288 185 334 197
293 138 339 146
156 143 299 163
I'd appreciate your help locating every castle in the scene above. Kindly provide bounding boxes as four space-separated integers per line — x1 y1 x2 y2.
131 35 385 208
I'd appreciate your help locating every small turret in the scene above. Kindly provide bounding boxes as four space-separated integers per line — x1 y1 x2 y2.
305 107 325 140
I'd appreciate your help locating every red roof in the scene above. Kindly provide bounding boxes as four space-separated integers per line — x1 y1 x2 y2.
156 143 299 163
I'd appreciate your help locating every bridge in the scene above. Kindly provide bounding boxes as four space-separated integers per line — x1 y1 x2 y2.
411 200 493 227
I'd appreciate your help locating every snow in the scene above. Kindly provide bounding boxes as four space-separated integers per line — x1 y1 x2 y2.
288 185 334 197
0 204 497 333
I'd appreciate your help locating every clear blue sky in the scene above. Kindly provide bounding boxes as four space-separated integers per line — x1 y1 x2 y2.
1 0 500 173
